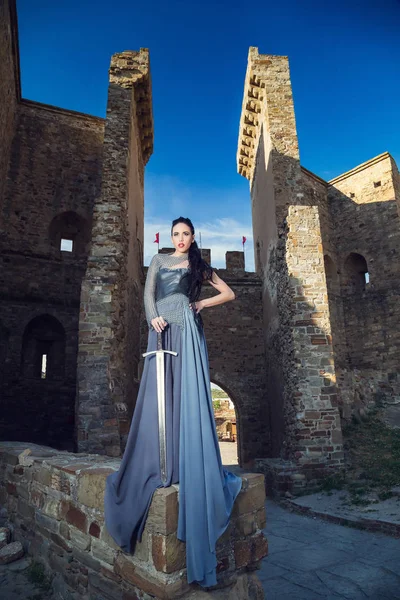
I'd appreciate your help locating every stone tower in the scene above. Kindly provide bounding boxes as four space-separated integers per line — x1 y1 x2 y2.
237 47 400 493
237 48 344 491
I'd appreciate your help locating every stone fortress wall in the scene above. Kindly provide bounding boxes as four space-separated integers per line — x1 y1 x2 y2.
0 2 399 495
237 47 400 491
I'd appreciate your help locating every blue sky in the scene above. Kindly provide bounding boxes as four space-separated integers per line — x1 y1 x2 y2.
17 0 400 270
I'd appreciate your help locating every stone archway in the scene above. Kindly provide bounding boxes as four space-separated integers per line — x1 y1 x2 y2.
210 381 239 467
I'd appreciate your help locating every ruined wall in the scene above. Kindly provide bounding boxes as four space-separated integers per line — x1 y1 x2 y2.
0 0 19 204
301 169 347 418
0 441 267 599
0 102 104 449
328 153 400 423
77 50 153 456
238 49 343 489
201 252 268 466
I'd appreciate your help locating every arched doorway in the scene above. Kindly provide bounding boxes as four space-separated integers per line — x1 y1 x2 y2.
211 382 239 467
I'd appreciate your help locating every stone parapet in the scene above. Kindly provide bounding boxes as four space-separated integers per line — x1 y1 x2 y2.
0 442 267 599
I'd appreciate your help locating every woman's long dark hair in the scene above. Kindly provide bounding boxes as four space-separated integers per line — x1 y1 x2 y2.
171 217 214 302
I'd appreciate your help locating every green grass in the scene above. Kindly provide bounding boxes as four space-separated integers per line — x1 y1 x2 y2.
26 560 53 592
319 411 400 504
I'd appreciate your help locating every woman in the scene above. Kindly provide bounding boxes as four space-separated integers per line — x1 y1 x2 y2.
104 217 242 588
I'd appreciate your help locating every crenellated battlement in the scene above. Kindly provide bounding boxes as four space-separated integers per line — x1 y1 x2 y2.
157 247 256 275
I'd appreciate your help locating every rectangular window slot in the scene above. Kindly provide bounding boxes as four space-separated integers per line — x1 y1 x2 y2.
61 238 73 252
41 354 47 379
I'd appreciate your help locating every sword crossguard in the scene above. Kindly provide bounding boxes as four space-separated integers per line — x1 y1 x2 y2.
142 331 178 358
142 350 178 358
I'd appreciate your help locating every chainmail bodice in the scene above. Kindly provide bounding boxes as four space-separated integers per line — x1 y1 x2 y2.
144 252 191 329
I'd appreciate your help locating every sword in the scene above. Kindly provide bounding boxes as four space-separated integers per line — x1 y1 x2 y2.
142 331 178 485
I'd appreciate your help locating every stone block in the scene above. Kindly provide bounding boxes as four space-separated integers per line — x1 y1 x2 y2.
0 541 24 564
91 537 116 565
50 531 72 553
66 505 88 533
72 547 102 572
234 539 251 568
48 551 71 576
216 521 234 550
234 533 268 569
30 488 45 509
101 524 122 551
42 497 63 520
77 467 114 510
146 487 178 535
6 482 17 496
17 498 35 521
89 521 101 538
255 507 266 530
88 571 125 600
235 513 257 536
152 533 186 573
232 481 265 517
33 468 52 487
0 451 19 466
69 526 91 551
0 527 11 549
115 554 190 599
60 521 70 540
35 510 60 534
15 483 29 500
133 532 149 562
50 471 71 495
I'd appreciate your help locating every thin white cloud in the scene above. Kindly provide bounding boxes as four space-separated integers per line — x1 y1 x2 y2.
144 216 255 271
144 173 255 270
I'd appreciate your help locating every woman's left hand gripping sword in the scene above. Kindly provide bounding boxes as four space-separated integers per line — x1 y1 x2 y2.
142 331 178 485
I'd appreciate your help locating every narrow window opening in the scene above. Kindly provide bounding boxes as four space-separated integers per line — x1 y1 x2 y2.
373 181 381 188
41 354 47 379
60 238 73 252
365 272 370 285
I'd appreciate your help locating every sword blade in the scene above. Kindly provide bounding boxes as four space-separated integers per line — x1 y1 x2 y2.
156 351 167 485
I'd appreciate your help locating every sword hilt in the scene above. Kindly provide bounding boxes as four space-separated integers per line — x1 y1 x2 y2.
157 331 162 351
142 328 178 359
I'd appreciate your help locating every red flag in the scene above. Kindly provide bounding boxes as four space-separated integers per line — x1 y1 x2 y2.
154 232 159 244
242 236 247 245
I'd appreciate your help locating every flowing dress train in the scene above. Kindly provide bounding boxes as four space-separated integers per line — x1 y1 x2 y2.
104 261 242 587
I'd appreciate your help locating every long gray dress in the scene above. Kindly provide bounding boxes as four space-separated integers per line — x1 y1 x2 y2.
104 252 242 587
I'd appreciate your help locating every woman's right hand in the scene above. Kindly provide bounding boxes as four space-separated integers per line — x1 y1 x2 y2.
151 316 168 333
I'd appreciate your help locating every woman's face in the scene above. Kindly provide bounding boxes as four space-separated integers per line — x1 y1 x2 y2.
171 222 194 253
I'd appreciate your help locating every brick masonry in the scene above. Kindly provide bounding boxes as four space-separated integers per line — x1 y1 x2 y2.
0 441 267 599
76 49 153 457
0 5 399 495
0 101 104 447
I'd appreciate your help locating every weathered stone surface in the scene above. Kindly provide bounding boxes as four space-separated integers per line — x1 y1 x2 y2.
152 533 186 573
65 505 87 532
88 571 125 600
89 521 101 538
0 541 24 564
101 524 122 551
232 480 265 517
77 467 114 509
115 554 189 599
180 572 264 600
146 487 178 535
132 531 149 562
69 526 91 551
91 537 116 565
0 527 11 549
35 511 60 534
